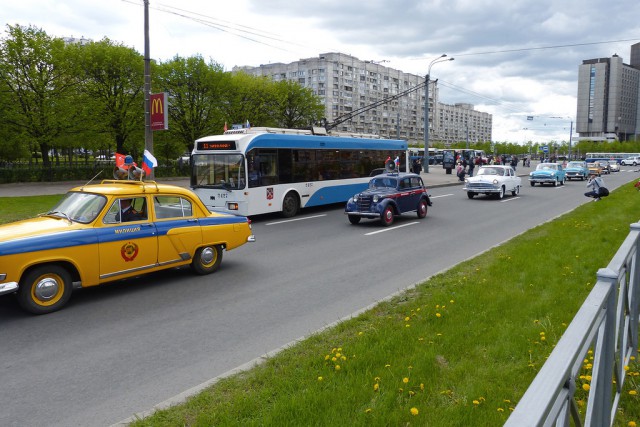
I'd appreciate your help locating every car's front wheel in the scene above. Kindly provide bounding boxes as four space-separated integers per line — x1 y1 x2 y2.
381 205 394 226
191 245 223 275
18 265 73 314
530 182 535 187
417 199 427 218
496 186 505 199
511 185 520 196
467 192 475 199
348 215 361 224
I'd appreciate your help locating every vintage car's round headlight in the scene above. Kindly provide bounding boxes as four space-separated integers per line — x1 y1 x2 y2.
373 195 380 203
493 179 499 185
464 178 469 183
353 194 359 202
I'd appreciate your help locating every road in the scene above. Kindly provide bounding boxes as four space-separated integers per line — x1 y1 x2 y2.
0 169 636 427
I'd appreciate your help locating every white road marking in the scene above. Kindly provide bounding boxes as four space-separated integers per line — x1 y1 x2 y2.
430 193 454 198
501 196 520 202
266 214 327 226
365 221 419 235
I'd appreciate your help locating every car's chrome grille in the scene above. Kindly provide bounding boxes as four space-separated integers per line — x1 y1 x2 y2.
356 196 373 210
467 182 495 191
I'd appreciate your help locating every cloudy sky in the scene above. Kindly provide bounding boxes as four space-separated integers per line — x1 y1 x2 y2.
3 0 640 143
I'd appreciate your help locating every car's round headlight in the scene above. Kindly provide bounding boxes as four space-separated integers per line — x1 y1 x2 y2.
493 179 498 185
373 195 380 203
353 194 359 202
464 178 469 183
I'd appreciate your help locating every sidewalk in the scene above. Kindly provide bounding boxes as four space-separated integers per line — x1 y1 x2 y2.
0 164 538 197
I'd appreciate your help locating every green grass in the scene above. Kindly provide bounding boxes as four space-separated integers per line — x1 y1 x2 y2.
2 187 639 426
0 194 64 225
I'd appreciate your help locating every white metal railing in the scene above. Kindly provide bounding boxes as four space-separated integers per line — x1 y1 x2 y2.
505 222 640 427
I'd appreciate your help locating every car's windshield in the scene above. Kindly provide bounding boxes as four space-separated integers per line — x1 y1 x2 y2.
477 167 505 176
47 192 107 223
567 162 584 168
537 163 557 171
192 153 246 190
369 177 398 189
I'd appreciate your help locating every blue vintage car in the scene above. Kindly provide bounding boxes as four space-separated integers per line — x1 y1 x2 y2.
529 163 566 186
564 161 589 181
345 172 432 226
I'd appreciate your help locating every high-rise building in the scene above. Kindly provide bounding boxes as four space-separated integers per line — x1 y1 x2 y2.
575 43 640 142
234 52 492 146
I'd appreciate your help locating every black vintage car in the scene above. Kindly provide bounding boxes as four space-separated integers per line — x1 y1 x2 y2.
344 172 432 226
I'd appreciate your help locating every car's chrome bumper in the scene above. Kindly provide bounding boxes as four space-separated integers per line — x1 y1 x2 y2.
0 281 19 296
463 185 499 192
345 211 380 218
529 177 556 182
247 235 256 242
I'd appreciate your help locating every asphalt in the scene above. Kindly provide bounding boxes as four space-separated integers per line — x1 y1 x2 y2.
0 163 539 197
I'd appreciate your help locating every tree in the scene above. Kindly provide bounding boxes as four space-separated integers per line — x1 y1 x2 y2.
76 38 145 156
271 80 324 129
0 24 81 167
154 55 228 155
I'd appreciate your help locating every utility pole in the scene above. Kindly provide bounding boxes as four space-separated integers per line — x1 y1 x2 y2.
143 0 154 178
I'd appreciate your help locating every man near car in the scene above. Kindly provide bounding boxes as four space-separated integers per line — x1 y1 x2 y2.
585 175 607 201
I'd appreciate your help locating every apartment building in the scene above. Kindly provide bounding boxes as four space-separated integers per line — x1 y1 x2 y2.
575 43 640 142
234 52 492 146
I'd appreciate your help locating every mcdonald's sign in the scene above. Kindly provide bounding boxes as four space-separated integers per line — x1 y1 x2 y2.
150 92 168 131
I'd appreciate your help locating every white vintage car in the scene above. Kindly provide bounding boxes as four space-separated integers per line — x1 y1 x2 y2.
463 165 522 199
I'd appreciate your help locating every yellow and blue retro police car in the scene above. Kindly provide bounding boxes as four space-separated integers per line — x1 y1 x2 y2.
0 179 255 314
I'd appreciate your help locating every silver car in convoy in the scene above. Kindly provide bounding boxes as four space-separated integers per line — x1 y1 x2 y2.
463 165 522 199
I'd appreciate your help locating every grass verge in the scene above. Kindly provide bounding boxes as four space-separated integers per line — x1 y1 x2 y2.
2 186 639 426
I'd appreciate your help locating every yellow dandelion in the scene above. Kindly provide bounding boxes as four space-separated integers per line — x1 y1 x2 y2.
582 384 590 391
628 421 636 427
409 390 415 396
365 408 372 413
374 376 380 381
358 331 363 336
405 316 411 322
420 383 425 390
540 332 545 336
373 383 379 391
324 355 330 360
624 365 630 371
436 313 442 318
631 356 636 361
450 299 454 303
406 324 411 328
403 377 409 384
317 376 323 381
503 399 511 403
410 407 419 416
629 390 638 396
335 352 341 358
473 400 480 405
541 336 546 341
331 357 337 362
385 364 391 368
497 408 505 412
334 365 341 371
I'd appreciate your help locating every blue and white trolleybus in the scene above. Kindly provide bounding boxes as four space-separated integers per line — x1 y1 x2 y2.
191 127 408 217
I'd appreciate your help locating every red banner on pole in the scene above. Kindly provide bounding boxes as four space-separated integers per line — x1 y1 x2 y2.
150 93 168 131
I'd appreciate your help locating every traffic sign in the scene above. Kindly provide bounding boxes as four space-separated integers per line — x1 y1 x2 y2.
542 145 549 153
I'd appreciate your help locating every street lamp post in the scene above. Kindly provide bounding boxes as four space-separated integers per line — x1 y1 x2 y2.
423 55 454 173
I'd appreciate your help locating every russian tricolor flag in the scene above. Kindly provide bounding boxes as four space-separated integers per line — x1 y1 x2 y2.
142 149 158 176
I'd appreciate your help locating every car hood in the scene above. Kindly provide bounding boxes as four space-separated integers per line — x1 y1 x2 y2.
357 188 397 197
530 170 557 176
467 175 502 183
0 216 84 244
